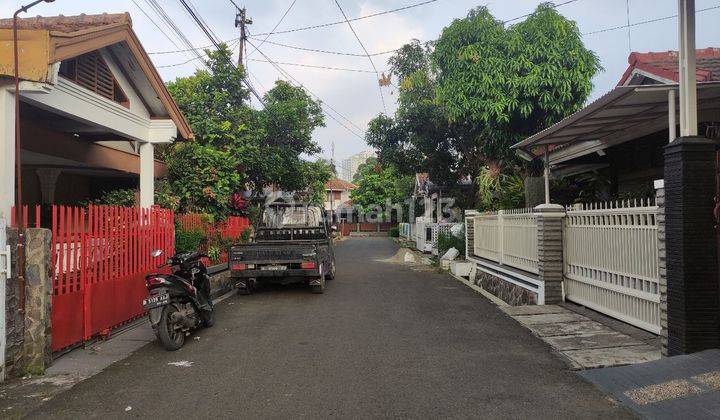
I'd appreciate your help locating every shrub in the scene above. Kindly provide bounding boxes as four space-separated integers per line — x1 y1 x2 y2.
207 246 221 263
175 230 205 253
389 227 400 237
86 188 136 207
437 229 465 257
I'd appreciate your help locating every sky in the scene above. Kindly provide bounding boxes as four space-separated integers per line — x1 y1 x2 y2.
5 0 720 165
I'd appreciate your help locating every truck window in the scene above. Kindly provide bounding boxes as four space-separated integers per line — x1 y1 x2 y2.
263 205 323 228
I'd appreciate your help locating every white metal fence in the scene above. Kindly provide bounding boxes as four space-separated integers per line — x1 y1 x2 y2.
398 223 412 240
471 209 539 274
563 200 661 333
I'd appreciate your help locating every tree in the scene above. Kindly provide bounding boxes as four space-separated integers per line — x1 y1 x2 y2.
302 159 334 206
164 45 326 217
350 164 413 216
432 4 601 165
352 156 378 184
367 3 601 192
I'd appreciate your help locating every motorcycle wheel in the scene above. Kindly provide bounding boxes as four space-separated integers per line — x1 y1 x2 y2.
157 305 185 351
202 308 215 328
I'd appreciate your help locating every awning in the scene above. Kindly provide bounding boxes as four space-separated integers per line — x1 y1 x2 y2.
512 82 720 164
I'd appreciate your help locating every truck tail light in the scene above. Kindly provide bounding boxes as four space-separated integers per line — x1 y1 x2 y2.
301 262 316 269
231 263 247 271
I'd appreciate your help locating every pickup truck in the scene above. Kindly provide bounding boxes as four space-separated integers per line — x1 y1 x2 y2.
230 202 336 294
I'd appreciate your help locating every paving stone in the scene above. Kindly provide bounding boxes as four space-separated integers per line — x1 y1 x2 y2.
501 305 569 316
529 320 614 337
561 345 661 369
512 312 588 325
542 332 645 351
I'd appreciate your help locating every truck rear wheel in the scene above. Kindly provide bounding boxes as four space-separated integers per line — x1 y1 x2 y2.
311 274 326 294
327 261 336 280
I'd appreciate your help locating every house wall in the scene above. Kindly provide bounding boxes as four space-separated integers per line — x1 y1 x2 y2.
607 130 666 197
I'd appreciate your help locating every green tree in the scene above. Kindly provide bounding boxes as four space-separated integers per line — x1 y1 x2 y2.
352 156 378 184
350 164 412 215
432 4 601 165
164 44 326 217
367 3 601 192
302 159 335 205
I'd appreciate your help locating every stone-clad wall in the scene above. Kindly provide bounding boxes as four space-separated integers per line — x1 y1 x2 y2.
23 229 52 374
475 271 537 306
5 228 23 377
4 228 52 377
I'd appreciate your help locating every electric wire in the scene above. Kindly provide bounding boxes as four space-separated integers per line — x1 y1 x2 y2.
246 38 366 140
583 4 720 35
333 0 387 113
176 0 265 104
245 36 399 57
252 0 440 36
247 0 298 58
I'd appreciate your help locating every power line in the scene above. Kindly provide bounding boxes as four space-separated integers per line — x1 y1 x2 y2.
333 0 387 113
247 0 298 58
502 0 582 24
176 0 265 104
246 36 399 57
249 59 375 74
246 38 366 140
156 39 240 69
253 0 440 36
583 4 720 36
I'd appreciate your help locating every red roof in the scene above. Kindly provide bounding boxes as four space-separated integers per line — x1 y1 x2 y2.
0 13 131 31
325 178 356 191
618 48 720 85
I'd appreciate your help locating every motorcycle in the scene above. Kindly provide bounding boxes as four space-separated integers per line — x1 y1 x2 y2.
143 249 215 351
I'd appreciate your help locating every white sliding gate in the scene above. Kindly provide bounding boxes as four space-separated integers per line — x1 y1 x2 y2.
563 201 661 333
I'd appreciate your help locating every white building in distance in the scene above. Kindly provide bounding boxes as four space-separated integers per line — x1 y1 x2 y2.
340 150 375 182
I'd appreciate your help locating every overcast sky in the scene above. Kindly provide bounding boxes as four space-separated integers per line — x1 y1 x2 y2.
7 0 720 163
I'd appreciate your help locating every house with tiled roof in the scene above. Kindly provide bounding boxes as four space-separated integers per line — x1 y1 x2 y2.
513 48 720 199
324 177 356 222
0 12 192 220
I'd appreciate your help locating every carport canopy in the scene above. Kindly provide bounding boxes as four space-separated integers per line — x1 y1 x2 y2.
511 82 720 165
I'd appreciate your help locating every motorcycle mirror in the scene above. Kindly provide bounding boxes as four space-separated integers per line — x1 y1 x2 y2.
151 249 163 258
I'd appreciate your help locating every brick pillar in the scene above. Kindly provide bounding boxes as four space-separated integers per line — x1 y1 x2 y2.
664 136 720 355
534 204 566 304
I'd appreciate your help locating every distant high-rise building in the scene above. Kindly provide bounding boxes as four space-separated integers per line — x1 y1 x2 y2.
340 150 375 182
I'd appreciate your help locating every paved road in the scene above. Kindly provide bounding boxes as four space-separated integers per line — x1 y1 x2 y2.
28 238 633 419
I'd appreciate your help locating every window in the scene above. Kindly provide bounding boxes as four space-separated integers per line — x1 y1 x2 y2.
59 51 129 108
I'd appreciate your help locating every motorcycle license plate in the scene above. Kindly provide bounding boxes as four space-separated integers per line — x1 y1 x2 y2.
261 265 287 271
143 293 169 310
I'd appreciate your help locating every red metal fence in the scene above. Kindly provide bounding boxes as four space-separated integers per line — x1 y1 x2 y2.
10 205 41 228
50 205 174 352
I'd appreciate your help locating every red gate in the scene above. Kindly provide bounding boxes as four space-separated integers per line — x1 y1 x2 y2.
50 205 174 352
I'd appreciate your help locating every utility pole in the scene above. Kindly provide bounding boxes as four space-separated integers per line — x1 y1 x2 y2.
235 7 252 66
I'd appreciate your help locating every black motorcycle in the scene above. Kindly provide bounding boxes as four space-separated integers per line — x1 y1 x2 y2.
143 250 215 351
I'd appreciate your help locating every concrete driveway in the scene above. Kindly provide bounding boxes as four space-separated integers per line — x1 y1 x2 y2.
25 238 633 419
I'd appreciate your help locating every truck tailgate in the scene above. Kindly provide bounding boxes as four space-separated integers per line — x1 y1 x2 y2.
230 243 317 264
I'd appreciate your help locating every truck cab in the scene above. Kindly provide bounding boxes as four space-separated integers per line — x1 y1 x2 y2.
230 202 336 294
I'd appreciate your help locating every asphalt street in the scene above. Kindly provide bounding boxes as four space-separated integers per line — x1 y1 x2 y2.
27 237 633 419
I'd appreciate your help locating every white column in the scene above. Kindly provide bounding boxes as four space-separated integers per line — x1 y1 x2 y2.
139 142 154 208
0 87 15 221
668 89 677 142
678 0 698 136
